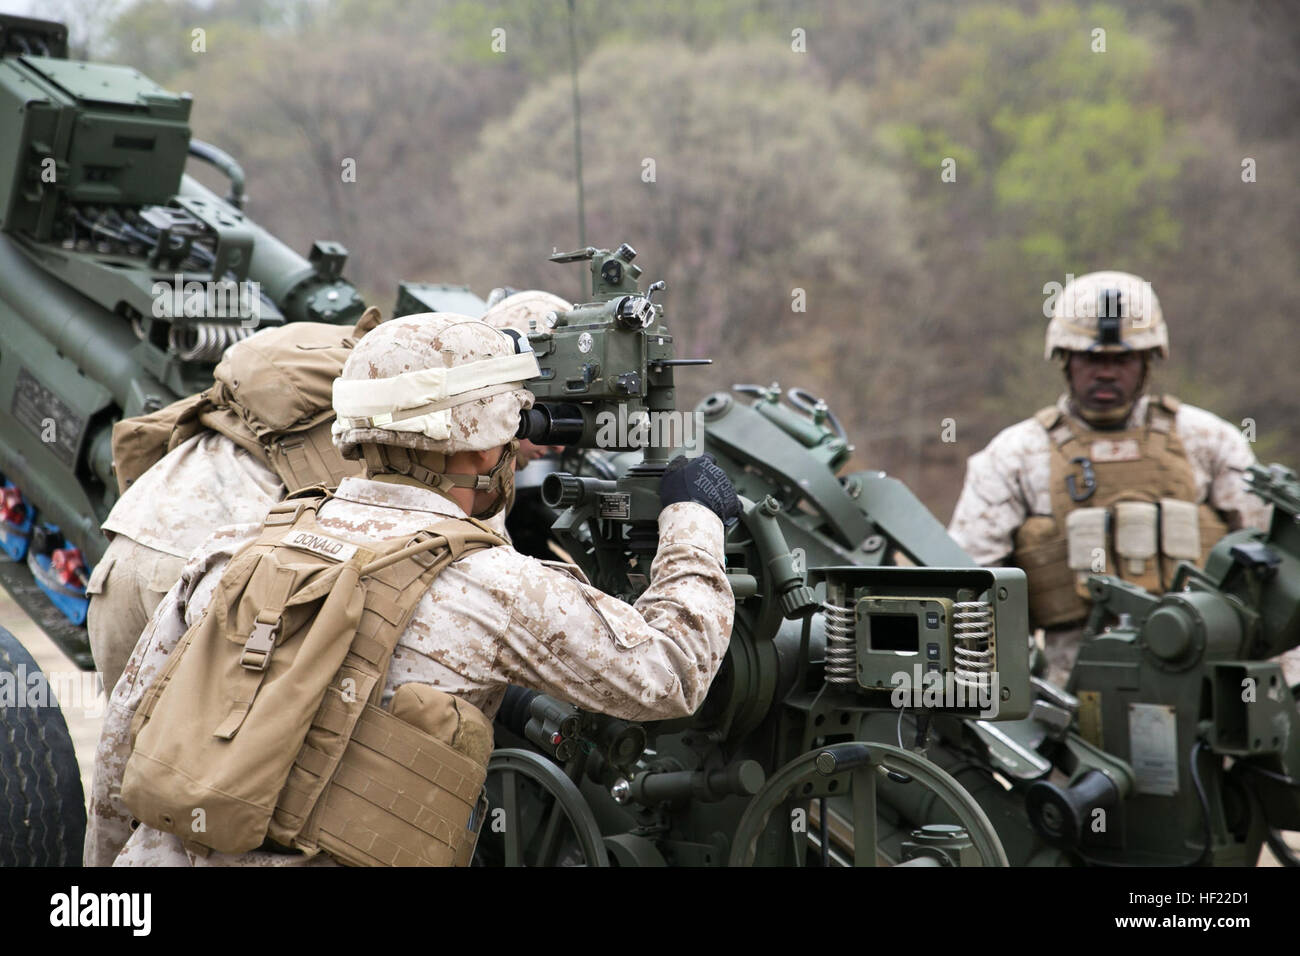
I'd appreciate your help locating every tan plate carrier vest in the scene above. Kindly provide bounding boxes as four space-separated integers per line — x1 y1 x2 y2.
120 488 507 866
110 312 382 495
1011 395 1229 628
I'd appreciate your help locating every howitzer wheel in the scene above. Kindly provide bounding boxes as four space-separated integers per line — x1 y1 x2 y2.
474 748 609 867
0 626 86 865
728 741 1008 866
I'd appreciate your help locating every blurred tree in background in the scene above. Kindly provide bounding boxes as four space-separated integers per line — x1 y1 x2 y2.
28 0 1300 518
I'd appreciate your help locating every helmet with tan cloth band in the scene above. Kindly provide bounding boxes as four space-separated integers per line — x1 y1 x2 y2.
331 312 540 519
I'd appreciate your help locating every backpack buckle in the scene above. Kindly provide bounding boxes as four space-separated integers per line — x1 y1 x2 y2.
264 502 307 527
241 620 279 671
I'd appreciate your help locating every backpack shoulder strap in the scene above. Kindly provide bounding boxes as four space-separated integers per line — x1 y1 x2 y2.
258 486 333 530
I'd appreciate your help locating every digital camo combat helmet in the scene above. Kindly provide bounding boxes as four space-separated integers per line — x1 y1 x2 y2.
332 312 538 456
331 313 540 516
480 289 572 336
1045 271 1168 361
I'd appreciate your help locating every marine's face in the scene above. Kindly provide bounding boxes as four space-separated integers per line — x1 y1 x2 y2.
1066 351 1147 416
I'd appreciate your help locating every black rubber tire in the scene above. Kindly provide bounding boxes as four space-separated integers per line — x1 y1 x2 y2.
0 625 86 865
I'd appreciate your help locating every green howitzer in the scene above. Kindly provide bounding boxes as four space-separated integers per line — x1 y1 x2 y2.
860 463 1300 866
0 14 482 661
481 243 1034 866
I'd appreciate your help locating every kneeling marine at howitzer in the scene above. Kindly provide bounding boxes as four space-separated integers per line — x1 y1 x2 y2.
86 292 571 691
85 312 739 866
947 272 1273 685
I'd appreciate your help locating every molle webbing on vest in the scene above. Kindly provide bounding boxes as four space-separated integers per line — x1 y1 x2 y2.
267 418 357 492
122 488 507 865
270 508 502 866
1013 395 1229 628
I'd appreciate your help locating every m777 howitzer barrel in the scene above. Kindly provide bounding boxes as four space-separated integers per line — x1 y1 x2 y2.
177 176 363 326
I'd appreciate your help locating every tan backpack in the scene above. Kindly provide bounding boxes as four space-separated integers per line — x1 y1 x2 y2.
110 309 382 494
120 487 506 865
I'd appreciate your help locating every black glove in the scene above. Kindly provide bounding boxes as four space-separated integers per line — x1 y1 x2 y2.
660 454 742 526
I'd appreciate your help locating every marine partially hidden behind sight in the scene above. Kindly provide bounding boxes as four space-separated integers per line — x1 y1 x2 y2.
480 288 572 470
85 312 739 866
947 271 1270 686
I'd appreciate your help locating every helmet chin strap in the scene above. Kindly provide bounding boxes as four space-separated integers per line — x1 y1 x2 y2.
358 441 518 519
469 441 517 520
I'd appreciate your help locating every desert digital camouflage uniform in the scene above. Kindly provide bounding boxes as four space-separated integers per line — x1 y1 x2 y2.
949 398 1297 686
87 432 284 690
86 480 729 866
948 392 1269 564
85 313 735 866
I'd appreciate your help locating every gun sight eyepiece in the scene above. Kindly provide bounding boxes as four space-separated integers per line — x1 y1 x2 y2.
517 403 588 445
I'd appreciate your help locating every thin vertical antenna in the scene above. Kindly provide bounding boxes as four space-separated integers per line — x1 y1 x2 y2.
566 0 587 269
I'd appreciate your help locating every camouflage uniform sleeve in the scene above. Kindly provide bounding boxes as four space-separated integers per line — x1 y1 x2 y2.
82 523 257 866
947 429 1033 565
494 501 733 721
1202 413 1272 531
83 579 187 866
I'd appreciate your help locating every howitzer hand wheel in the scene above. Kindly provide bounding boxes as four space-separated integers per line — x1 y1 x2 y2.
727 741 1009 866
473 749 610 867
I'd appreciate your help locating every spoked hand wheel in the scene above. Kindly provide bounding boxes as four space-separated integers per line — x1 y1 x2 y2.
473 748 609 867
727 741 1008 866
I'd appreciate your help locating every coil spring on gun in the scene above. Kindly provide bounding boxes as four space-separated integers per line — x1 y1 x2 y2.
952 600 994 690
823 601 857 685
168 322 256 362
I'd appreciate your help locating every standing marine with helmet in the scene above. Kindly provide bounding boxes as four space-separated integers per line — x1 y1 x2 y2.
83 309 382 691
947 272 1270 686
85 312 739 866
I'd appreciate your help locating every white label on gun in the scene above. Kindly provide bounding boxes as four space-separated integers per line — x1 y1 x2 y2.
597 493 631 520
1128 703 1179 796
